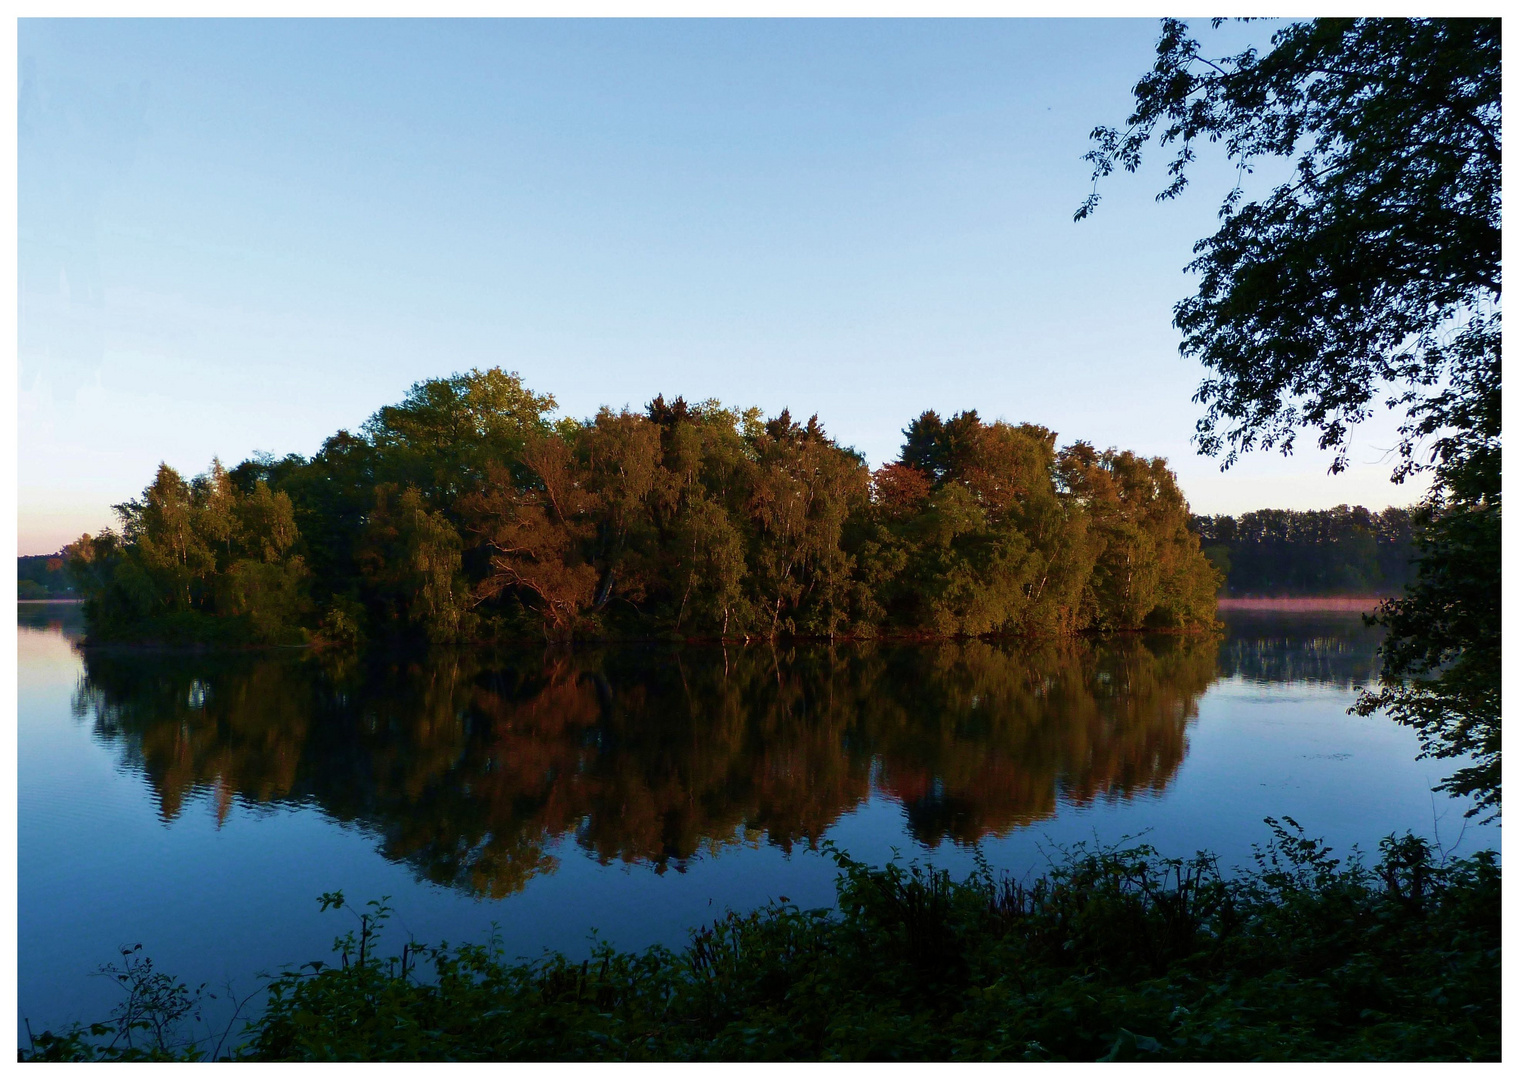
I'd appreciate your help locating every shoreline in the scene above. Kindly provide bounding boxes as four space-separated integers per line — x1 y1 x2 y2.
1217 596 1388 613
56 623 1225 654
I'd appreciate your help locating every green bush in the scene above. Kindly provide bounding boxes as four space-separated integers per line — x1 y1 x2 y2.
21 821 1499 1062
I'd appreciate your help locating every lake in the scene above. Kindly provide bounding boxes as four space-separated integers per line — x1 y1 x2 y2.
17 603 1499 1041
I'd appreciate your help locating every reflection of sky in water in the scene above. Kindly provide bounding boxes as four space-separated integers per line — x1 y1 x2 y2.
18 608 1499 1039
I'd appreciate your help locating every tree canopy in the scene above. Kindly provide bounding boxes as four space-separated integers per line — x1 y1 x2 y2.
1083 17 1500 816
67 368 1221 646
1079 18 1499 484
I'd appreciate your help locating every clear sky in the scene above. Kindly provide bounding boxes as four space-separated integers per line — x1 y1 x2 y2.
17 17 1428 555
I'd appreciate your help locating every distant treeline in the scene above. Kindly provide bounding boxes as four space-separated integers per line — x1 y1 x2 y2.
18 553 73 600
1192 507 1415 598
64 368 1220 645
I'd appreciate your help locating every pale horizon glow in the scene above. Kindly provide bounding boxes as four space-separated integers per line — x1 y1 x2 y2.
18 18 1430 556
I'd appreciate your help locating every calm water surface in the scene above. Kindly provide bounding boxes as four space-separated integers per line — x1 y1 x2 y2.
18 603 1499 1036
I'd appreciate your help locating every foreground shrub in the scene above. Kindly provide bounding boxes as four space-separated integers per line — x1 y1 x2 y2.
22 820 1500 1062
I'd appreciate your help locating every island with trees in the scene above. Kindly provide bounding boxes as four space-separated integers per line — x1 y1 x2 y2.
62 370 1222 647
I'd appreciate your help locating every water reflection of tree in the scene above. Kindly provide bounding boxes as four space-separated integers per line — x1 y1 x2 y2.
75 636 1218 897
861 639 1214 844
1216 614 1382 688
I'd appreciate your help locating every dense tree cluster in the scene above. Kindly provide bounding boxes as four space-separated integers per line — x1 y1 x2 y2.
67 463 312 643
66 369 1220 645
1191 506 1413 597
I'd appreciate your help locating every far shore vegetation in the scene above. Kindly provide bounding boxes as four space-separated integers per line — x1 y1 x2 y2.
1192 508 1413 599
17 553 75 600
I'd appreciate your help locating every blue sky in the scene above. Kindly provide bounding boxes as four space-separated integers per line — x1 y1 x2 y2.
17 18 1427 554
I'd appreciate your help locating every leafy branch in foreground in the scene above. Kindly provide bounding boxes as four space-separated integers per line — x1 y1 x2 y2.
1082 17 1501 816
1080 18 1498 477
22 944 264 1063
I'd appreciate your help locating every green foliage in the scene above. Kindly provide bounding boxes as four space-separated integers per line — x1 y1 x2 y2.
22 944 210 1061
363 367 559 504
1080 18 1498 480
318 594 368 647
69 371 1219 645
1055 443 1220 631
358 485 475 643
1084 18 1501 817
1193 506 1414 597
23 824 1499 1061
859 418 1217 638
65 460 313 645
1356 495 1500 818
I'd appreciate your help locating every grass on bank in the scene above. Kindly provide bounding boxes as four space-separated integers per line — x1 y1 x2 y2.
22 819 1499 1062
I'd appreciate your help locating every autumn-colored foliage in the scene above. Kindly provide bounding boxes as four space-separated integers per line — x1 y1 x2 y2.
68 368 1219 644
